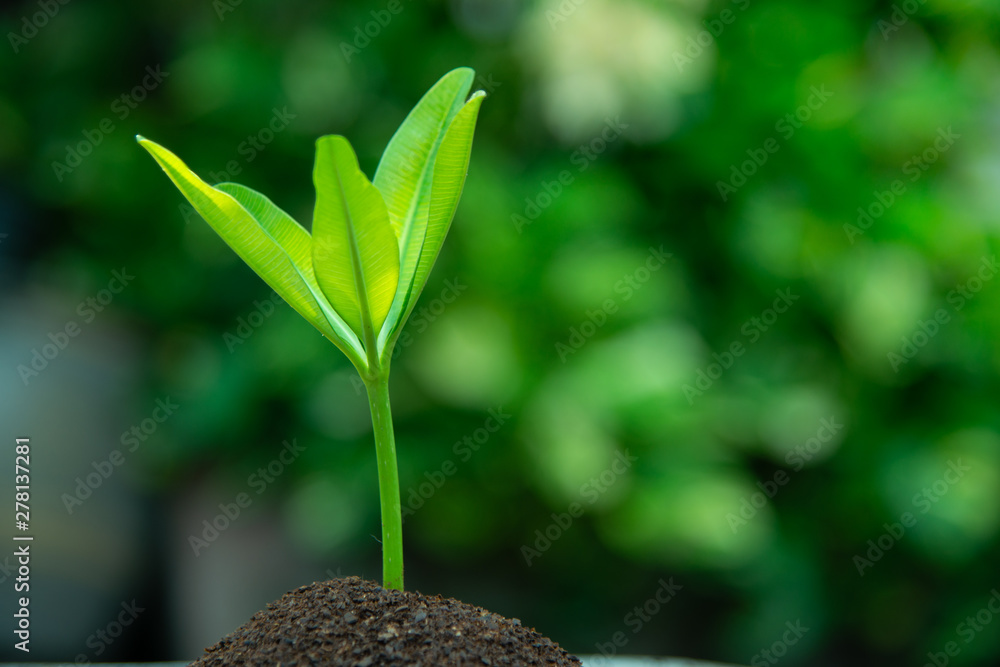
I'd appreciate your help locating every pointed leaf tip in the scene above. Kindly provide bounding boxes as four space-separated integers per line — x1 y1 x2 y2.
372 68 482 352
135 136 369 370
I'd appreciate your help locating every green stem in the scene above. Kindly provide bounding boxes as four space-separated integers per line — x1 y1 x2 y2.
365 372 404 591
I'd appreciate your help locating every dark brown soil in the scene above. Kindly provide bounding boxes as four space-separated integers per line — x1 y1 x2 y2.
190 576 582 666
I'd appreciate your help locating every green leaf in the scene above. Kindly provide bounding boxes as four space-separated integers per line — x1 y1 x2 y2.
136 136 367 369
311 135 400 355
374 68 477 347
405 92 486 327
214 182 364 357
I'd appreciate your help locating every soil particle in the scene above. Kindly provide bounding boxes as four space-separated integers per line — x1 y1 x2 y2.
190 576 582 666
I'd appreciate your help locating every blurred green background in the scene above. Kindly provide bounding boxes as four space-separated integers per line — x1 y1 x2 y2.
2 0 1000 664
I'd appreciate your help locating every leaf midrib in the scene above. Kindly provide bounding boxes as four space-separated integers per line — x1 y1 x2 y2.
380 97 468 358
396 105 460 264
332 160 380 369
214 182 367 366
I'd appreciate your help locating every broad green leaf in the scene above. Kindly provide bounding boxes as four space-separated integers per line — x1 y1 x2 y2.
312 135 400 350
214 182 364 357
374 68 476 344
214 182 312 267
377 91 486 357
136 136 367 368
407 93 486 320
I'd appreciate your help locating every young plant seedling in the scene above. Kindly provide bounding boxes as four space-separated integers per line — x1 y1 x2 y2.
138 68 485 591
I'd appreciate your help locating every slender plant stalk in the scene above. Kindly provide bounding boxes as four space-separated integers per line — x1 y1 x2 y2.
365 373 404 590
139 69 483 595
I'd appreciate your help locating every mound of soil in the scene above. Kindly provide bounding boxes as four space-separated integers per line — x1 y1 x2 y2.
190 576 582 666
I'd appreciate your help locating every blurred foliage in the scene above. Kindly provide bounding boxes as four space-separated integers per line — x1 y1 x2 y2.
3 0 1000 664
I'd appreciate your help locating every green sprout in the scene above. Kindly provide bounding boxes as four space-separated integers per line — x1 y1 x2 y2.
138 68 485 591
